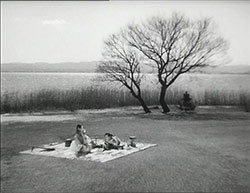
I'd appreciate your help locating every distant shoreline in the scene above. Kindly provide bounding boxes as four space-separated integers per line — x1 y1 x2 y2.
1 71 250 75
1 62 250 74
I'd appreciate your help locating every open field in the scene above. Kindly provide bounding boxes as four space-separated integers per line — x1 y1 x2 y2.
1 106 250 192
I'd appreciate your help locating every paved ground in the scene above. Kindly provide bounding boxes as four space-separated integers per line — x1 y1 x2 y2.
1 106 250 192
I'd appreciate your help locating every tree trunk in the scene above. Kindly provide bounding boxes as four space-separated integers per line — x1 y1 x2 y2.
159 86 170 113
130 89 151 113
137 95 151 113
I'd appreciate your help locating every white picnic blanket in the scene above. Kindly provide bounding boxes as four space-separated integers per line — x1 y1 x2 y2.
20 140 157 163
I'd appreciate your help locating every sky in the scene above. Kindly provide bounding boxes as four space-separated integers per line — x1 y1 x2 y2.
1 1 250 65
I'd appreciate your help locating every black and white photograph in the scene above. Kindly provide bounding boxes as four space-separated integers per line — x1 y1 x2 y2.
1 0 250 192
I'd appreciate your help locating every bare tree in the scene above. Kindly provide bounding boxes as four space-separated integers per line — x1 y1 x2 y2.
98 33 151 113
123 13 229 113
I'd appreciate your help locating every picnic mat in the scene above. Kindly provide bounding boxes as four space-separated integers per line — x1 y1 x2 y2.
20 140 157 163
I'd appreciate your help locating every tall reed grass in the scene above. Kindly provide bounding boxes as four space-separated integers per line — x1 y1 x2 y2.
1 87 249 113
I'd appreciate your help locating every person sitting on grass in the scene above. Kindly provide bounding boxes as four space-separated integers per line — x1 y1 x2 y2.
103 133 123 150
72 124 92 156
183 91 191 106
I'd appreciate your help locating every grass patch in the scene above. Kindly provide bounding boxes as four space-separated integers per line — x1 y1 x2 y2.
1 108 250 192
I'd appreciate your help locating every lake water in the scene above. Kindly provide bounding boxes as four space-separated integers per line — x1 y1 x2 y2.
1 72 250 95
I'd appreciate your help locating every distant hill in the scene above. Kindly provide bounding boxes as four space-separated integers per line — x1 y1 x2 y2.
1 62 250 74
1 62 99 73
197 65 250 74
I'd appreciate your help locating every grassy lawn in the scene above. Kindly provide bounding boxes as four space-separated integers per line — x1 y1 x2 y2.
1 106 250 192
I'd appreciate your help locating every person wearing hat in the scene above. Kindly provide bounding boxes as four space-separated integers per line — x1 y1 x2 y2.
72 124 93 156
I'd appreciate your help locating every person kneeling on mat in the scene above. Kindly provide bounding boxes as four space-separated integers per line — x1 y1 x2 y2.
72 124 92 156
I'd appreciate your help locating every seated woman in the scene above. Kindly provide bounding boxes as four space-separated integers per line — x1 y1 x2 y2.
71 124 93 156
103 133 123 150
